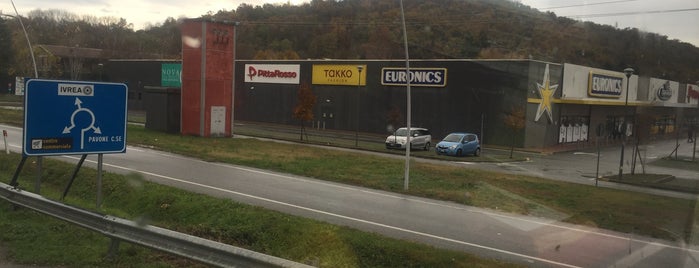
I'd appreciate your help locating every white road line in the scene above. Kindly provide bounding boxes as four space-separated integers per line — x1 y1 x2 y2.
68 151 699 256
63 155 580 268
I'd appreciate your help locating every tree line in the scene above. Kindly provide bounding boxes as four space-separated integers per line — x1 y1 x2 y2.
1 0 699 86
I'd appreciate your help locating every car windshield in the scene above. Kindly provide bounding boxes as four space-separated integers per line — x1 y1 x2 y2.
394 128 408 136
442 134 464 142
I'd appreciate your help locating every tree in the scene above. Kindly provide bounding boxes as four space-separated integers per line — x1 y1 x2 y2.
503 106 526 158
0 19 13 88
292 83 316 141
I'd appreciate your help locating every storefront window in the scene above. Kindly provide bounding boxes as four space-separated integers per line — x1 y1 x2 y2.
559 116 589 143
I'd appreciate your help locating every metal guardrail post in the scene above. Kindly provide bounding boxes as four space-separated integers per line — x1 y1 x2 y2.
0 182 313 268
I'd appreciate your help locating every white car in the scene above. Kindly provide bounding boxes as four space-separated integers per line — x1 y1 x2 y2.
385 127 432 150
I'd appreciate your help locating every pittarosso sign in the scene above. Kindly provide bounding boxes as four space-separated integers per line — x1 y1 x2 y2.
312 65 366 86
587 72 624 98
381 68 447 87
244 64 300 84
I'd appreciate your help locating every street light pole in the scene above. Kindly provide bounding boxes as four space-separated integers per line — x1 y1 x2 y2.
355 65 363 147
618 67 634 180
3 0 38 78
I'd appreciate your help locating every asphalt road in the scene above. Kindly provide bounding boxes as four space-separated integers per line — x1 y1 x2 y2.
2 124 699 267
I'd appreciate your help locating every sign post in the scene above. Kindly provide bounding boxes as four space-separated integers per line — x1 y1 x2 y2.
22 79 127 208
23 79 127 156
3 130 8 154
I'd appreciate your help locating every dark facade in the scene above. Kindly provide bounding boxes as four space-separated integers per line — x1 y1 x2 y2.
105 58 697 150
235 59 548 148
105 59 180 111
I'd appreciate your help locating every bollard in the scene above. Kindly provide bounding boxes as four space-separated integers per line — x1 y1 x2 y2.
3 130 8 154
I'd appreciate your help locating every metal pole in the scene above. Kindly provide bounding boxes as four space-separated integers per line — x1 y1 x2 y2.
400 0 411 190
36 156 42 193
231 21 240 137
693 130 697 161
97 153 103 209
9 0 38 78
199 21 207 136
2 130 8 154
355 66 363 147
595 137 600 187
618 68 634 180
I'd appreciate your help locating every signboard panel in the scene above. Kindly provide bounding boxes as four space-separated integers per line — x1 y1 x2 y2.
23 79 128 156
588 72 623 98
381 68 447 87
161 63 182 87
312 65 366 86
648 78 679 103
244 64 300 84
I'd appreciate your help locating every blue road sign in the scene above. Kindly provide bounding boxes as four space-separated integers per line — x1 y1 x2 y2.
23 79 128 156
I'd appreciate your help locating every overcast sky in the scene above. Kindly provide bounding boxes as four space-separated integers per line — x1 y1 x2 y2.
518 0 699 46
1 0 697 47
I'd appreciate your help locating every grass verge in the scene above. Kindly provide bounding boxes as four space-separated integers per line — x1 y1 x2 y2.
126 125 699 243
2 108 699 262
0 153 518 268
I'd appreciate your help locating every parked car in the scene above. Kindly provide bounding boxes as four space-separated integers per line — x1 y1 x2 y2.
435 132 480 156
385 127 432 150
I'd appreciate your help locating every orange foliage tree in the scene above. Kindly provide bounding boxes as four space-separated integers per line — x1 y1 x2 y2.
292 83 317 141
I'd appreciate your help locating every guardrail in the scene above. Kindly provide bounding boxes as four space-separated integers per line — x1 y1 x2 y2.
0 182 313 268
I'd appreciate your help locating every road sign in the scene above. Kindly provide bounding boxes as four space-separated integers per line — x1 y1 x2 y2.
23 79 128 156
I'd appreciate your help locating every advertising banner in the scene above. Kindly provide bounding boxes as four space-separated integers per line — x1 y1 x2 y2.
312 65 366 86
561 63 637 103
161 63 182 87
648 78 679 104
687 84 699 105
381 68 447 87
244 64 300 84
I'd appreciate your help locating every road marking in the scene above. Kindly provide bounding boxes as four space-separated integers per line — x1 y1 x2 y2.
66 151 699 257
3 123 695 265
64 155 580 268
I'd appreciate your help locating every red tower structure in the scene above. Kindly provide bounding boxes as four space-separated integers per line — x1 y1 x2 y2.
180 19 237 137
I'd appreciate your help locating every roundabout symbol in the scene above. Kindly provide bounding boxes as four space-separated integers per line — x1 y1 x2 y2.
62 97 102 149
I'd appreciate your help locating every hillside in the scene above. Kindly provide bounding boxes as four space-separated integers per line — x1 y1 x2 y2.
1 0 698 83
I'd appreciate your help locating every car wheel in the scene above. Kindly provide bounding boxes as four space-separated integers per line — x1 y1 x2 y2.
474 148 481 157
456 149 463 157
424 142 431 151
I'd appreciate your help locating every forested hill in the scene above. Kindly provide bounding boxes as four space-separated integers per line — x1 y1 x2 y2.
2 0 698 82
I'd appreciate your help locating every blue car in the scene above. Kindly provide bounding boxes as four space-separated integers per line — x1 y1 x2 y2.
435 133 480 157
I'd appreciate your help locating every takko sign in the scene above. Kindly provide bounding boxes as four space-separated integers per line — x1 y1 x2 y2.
312 65 366 86
244 64 300 84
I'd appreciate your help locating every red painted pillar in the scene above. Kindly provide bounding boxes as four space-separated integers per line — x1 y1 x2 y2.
180 19 235 137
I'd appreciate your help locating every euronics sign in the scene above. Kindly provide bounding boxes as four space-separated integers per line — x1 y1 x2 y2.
381 68 447 87
588 72 623 98
23 79 128 156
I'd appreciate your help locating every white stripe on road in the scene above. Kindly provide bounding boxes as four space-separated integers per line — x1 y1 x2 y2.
62 155 581 268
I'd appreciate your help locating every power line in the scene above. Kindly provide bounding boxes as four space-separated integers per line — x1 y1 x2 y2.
569 8 699 18
538 0 639 10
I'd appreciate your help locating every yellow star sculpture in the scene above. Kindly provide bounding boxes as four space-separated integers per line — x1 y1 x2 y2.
535 64 558 123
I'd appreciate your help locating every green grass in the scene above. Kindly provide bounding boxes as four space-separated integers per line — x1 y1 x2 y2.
126 126 699 242
0 94 22 103
651 157 699 172
0 108 23 126
0 154 518 268
3 108 699 265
